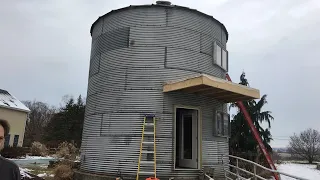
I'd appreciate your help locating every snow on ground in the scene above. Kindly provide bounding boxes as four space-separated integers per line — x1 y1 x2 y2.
10 155 56 161
19 167 32 178
276 163 320 180
23 155 55 160
12 156 56 178
37 173 48 177
37 173 54 177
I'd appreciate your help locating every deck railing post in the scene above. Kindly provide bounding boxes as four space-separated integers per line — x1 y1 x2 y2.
236 158 239 179
253 164 257 180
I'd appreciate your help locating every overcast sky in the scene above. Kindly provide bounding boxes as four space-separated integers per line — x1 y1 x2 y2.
1 0 320 148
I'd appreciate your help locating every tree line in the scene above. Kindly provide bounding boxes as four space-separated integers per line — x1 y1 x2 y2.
22 95 85 148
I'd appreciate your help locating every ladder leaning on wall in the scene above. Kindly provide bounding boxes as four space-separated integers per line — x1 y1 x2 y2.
136 114 157 180
226 73 280 180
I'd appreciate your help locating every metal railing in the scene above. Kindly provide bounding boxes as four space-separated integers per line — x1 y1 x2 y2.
222 154 309 180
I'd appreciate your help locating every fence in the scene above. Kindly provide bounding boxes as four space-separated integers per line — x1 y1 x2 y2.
222 154 308 180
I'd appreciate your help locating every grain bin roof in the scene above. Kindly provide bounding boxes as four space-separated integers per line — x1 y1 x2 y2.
90 3 229 41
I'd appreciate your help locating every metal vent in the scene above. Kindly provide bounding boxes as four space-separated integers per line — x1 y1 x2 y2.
156 1 171 5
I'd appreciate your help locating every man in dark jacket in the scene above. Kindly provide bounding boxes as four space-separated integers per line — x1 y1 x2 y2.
0 119 21 180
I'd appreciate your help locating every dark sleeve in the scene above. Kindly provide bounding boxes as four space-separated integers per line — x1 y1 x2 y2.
13 165 21 180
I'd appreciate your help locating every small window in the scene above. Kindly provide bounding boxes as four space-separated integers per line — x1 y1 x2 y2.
4 134 10 147
213 42 228 71
214 111 230 137
215 44 222 67
13 135 19 147
222 49 228 70
216 113 222 135
223 113 230 136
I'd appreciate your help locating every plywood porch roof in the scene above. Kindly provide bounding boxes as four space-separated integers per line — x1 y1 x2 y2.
163 74 260 103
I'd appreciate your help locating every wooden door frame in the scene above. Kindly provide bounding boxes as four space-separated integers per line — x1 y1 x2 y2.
173 105 202 170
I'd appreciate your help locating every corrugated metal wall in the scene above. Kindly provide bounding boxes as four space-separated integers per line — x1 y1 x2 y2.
81 5 229 179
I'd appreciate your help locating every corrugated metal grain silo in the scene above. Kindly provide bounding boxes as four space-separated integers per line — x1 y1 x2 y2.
78 1 260 180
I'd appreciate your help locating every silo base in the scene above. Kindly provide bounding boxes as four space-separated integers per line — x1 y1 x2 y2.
73 170 208 180
73 170 139 180
73 170 122 180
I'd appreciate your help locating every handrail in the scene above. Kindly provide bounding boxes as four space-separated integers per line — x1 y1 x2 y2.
204 173 214 180
222 154 309 180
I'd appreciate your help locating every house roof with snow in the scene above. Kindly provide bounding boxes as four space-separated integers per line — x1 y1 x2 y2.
0 89 30 113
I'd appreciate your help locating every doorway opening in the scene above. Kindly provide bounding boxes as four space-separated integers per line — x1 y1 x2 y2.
175 107 199 169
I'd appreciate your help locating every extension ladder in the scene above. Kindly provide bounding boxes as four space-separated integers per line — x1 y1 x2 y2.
226 73 280 180
136 114 157 180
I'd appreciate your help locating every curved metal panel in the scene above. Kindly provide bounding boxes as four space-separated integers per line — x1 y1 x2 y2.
167 8 224 47
102 7 167 33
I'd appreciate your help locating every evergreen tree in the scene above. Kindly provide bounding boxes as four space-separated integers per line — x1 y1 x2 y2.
44 95 85 147
229 72 274 161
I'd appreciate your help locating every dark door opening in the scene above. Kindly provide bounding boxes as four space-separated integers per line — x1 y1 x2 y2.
175 108 198 169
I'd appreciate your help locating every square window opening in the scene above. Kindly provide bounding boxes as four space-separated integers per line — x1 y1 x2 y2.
213 42 228 71
214 111 230 137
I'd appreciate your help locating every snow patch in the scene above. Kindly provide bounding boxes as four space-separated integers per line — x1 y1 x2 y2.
276 163 320 180
10 155 55 160
37 172 54 178
19 167 32 178
24 155 55 160
37 173 47 177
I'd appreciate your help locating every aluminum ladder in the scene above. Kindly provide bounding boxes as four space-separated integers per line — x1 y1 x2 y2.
136 114 157 180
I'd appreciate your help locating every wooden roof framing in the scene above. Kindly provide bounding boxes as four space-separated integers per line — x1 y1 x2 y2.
163 74 260 103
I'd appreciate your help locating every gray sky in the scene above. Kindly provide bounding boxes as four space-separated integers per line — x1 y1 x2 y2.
1 0 320 148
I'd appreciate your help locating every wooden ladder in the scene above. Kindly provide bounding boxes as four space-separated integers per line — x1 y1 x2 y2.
136 114 157 180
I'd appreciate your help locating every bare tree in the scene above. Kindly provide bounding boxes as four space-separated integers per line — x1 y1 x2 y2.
287 128 320 163
22 100 56 146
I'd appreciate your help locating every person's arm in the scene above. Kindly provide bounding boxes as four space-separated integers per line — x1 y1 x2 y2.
13 165 21 180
